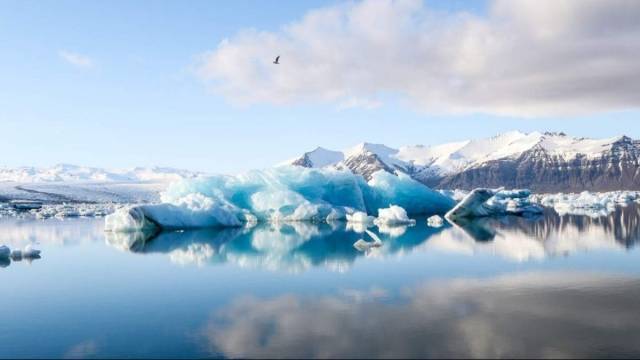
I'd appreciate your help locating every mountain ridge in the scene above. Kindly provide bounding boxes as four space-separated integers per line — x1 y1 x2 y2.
286 131 640 192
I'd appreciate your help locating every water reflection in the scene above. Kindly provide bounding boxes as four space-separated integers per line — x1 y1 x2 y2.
105 222 445 272
436 206 640 261
201 272 640 358
104 204 640 271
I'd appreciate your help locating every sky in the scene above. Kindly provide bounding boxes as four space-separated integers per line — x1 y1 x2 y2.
1 0 640 173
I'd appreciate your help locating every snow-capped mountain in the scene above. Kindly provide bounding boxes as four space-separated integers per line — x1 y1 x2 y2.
0 164 202 183
286 131 640 192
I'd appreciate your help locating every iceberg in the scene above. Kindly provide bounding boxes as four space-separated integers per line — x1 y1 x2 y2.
105 167 455 231
446 188 542 220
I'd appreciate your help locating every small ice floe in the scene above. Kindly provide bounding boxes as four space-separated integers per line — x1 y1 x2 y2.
427 215 444 228
0 245 10 258
353 229 383 252
530 191 640 217
346 211 375 224
373 205 416 226
22 244 41 258
10 200 43 210
346 211 375 233
9 244 41 260
0 245 40 261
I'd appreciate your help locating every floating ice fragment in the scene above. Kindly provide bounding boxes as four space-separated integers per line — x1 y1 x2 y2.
353 229 383 251
0 245 10 258
427 215 444 227
9 245 41 260
346 211 374 223
374 205 416 226
22 244 41 258
530 191 640 217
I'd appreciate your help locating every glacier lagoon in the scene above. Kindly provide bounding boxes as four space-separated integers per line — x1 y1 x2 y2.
2 204 640 358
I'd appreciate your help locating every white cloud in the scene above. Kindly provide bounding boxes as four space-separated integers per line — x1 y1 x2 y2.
58 50 94 69
197 0 640 116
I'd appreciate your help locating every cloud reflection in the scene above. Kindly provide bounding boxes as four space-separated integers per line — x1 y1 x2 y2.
201 272 640 358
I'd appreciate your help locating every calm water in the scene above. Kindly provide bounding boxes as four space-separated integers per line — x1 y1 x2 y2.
2 206 640 358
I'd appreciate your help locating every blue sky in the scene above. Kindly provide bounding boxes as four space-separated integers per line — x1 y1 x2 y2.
1 0 639 173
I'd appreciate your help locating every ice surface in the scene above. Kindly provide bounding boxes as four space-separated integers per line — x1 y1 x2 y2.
427 215 444 227
105 167 454 231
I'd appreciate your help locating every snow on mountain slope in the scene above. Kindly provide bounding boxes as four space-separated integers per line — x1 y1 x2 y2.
0 164 201 183
286 131 640 191
287 131 549 176
289 147 344 168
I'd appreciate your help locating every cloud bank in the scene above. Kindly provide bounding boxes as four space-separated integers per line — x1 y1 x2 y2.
197 0 640 116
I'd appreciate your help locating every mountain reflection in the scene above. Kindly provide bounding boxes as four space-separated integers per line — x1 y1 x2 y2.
104 204 640 270
200 272 640 359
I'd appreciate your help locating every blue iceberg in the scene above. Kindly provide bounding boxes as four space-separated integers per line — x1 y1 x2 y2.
105 166 456 231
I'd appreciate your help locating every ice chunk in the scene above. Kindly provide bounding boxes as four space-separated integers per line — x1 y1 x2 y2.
353 229 383 251
22 244 41 258
530 191 640 217
345 211 375 233
346 211 374 223
106 167 454 231
446 188 542 220
0 245 10 258
445 189 495 220
105 206 160 232
374 205 416 226
427 215 444 227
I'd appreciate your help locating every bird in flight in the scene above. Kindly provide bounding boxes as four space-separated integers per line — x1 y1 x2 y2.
273 55 280 64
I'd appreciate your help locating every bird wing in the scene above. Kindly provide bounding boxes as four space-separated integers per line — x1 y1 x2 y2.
275 56 280 61
365 229 382 243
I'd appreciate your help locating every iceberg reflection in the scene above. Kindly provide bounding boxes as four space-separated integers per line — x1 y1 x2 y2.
105 204 640 270
104 221 446 272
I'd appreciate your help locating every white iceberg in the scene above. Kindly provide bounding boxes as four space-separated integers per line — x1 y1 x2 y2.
105 167 454 232
427 215 444 228
373 205 416 226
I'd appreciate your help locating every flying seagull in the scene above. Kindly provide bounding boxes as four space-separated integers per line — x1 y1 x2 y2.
273 55 280 64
